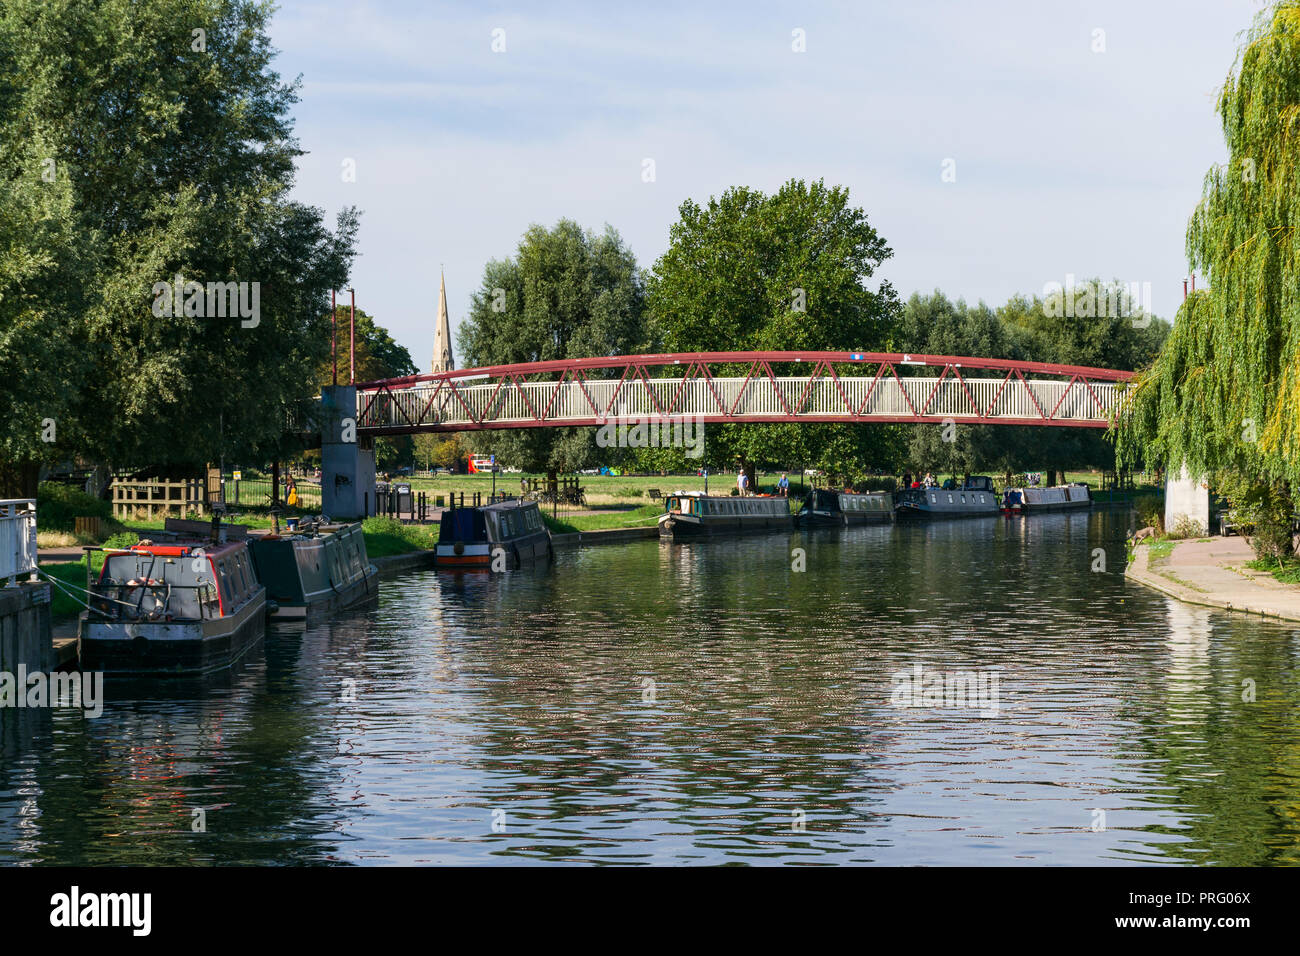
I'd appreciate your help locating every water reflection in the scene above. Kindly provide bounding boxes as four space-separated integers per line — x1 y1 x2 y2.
2 510 1299 864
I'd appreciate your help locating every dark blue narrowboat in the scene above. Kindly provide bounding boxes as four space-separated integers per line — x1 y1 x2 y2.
796 489 894 527
895 477 1001 519
435 500 552 569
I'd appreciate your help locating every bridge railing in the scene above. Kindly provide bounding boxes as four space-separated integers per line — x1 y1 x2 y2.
357 375 1121 431
1 499 38 586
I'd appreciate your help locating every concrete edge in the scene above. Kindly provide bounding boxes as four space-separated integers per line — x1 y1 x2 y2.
374 524 660 565
1124 541 1300 624
371 550 437 577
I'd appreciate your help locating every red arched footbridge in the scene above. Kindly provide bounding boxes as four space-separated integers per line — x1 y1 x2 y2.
352 352 1133 436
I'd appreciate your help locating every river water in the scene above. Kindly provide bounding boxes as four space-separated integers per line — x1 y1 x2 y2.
3 509 1299 865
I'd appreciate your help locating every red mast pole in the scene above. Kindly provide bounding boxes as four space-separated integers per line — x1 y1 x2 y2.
349 288 356 385
331 289 338 386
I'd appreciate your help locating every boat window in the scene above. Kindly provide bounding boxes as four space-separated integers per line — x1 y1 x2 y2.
960 494 966 503
930 494 936 504
947 494 954 503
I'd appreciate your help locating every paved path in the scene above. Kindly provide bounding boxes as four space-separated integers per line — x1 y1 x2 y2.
1126 535 1300 622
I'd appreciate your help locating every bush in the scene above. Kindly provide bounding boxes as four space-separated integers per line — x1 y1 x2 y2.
36 482 113 532
1166 514 1204 540
1137 500 1164 535
1215 471 1295 562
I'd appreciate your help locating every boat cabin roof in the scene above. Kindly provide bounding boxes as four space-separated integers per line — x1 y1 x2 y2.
105 539 248 558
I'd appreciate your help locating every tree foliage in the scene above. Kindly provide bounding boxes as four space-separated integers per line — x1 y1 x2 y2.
0 0 358 494
647 179 902 478
1116 2 1300 487
900 287 1169 477
456 220 647 472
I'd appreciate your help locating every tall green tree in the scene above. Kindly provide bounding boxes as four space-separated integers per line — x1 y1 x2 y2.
899 287 1169 480
0 0 358 495
1117 2 1300 495
647 179 903 483
457 219 648 472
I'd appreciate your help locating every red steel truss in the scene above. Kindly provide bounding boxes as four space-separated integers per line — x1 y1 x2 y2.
352 351 1134 435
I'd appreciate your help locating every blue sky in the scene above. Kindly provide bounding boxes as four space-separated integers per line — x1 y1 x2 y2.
271 0 1263 370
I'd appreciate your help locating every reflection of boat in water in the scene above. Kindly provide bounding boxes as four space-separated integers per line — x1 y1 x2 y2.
249 520 377 621
796 489 893 527
895 477 1000 519
435 500 552 569
80 540 266 676
1001 484 1091 515
658 493 793 538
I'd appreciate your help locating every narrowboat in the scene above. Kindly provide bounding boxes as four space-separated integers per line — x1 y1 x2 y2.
248 520 378 621
895 476 1001 519
1002 483 1091 514
796 489 894 527
80 540 266 676
435 500 552 569
658 493 793 538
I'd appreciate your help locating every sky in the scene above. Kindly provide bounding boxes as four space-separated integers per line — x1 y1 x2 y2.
270 0 1265 371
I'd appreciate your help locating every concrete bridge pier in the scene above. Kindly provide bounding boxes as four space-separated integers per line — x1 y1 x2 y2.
1165 463 1210 536
320 385 376 521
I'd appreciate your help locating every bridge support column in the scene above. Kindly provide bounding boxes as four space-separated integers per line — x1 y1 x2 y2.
1164 462 1209 536
321 385 375 521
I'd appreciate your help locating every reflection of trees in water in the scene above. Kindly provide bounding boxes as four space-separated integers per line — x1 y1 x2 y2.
0 611 378 865
1121 601 1300 865
433 543 902 860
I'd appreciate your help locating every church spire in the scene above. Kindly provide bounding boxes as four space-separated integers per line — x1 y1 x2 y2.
431 268 454 374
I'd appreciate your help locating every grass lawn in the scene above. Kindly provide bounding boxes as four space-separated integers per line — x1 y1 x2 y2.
360 517 437 557
37 537 133 618
541 504 666 534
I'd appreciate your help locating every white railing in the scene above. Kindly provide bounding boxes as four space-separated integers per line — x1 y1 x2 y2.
1 499 38 586
358 375 1120 430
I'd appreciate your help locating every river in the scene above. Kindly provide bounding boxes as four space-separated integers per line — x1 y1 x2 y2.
3 509 1298 865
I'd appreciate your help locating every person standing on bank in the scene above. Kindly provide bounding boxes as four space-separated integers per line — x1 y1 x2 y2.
737 470 748 496
778 473 789 497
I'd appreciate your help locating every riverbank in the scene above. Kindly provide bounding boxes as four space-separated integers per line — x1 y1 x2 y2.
1126 536 1300 623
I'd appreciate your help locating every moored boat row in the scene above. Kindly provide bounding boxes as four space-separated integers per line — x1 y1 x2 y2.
656 476 1093 537
80 518 378 678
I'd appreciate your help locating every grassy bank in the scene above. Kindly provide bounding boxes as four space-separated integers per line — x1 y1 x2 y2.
360 517 437 557
541 504 664 534
37 531 138 618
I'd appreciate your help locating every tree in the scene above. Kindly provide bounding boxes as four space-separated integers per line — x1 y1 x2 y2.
0 0 358 495
318 306 417 387
898 287 1169 481
1117 3 1300 496
647 179 902 485
457 220 648 473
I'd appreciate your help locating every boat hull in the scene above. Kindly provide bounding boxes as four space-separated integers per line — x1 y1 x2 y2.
250 523 379 621
658 515 794 537
434 502 553 569
80 588 266 677
895 484 1000 520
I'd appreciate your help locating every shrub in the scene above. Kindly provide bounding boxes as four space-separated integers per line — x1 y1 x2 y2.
36 482 112 532
1166 514 1204 540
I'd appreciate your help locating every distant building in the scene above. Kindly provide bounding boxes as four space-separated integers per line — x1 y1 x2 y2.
431 269 455 374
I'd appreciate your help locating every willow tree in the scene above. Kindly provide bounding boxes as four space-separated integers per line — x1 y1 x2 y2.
1116 3 1300 492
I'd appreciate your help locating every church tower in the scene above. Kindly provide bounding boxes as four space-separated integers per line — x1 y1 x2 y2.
431 269 454 374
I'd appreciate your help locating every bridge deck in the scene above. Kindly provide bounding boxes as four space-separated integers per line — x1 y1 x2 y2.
352 352 1131 434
